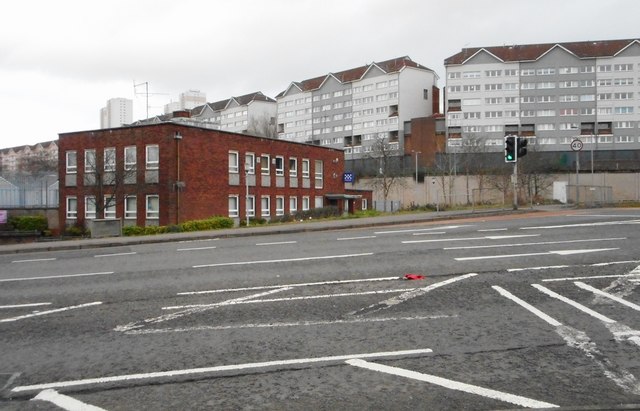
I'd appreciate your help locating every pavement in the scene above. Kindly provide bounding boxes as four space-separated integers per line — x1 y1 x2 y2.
0 205 568 255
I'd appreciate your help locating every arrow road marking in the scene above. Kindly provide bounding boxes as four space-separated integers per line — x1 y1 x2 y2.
32 389 106 411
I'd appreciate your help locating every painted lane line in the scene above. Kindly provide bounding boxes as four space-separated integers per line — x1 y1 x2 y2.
114 288 291 332
509 265 571 273
178 276 400 296
177 246 217 251
403 234 539 244
521 219 640 230
178 238 219 243
375 225 470 234
412 232 446 236
456 248 618 261
445 237 625 251
350 273 477 316
477 228 507 232
0 302 102 323
532 284 616 324
94 252 136 258
346 359 557 409
32 389 106 411
256 241 297 246
125 315 453 335
0 302 51 309
12 348 433 393
337 235 376 241
591 260 640 267
492 286 562 326
11 258 56 264
493 286 640 393
574 281 640 312
0 272 114 283
542 273 640 282
193 252 373 268
164 289 413 310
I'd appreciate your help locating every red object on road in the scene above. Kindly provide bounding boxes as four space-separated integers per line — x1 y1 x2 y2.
403 274 425 280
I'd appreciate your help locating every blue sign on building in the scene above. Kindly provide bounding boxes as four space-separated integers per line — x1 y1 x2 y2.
343 172 354 183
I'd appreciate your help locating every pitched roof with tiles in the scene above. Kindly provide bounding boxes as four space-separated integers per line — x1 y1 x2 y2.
444 38 640 65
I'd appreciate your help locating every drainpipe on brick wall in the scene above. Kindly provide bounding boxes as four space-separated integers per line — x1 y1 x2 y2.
175 131 182 225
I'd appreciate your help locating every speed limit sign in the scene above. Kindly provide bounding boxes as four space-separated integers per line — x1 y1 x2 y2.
570 139 583 152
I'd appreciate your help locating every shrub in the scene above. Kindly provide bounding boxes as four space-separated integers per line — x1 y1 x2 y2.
122 216 234 236
9 215 48 232
64 222 89 237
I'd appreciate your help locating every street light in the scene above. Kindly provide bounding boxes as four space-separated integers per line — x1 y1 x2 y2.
412 150 421 206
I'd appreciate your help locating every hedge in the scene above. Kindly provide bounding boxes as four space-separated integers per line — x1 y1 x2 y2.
123 216 234 236
8 215 48 232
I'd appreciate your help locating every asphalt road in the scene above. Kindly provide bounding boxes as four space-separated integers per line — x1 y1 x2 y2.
1 208 640 410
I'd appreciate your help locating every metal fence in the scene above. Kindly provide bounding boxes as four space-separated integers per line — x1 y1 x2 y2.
0 183 58 208
566 185 613 206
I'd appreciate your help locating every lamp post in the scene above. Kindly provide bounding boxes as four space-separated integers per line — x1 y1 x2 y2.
245 160 251 226
412 150 421 206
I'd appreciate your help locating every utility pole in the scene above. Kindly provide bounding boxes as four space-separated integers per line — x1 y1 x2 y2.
133 81 149 119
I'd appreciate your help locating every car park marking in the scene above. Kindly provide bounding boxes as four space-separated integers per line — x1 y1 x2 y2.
0 302 51 309
11 348 434 393
573 281 640 312
192 252 373 268
0 272 114 283
0 302 102 323
11 258 56 263
346 359 558 409
123 315 453 335
32 389 106 411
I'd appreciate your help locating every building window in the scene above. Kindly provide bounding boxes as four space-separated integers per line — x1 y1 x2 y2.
146 195 159 219
261 196 270 217
362 199 368 210
66 196 77 219
289 157 298 177
84 149 96 173
289 197 298 214
244 153 255 174
124 146 137 171
85 196 96 219
302 159 310 178
275 196 285 216
423 89 429 100
228 151 239 173
314 196 323 208
125 196 137 219
246 195 255 217
275 156 285 176
260 154 270 175
104 196 116 219
146 145 159 170
228 195 239 217
302 196 310 211
66 151 77 174
104 147 116 172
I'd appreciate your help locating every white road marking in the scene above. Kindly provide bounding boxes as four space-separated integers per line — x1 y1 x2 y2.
403 234 538 244
12 348 434 393
0 302 51 309
445 237 625 250
193 252 373 268
178 238 219 243
532 284 616 324
591 260 640 267
0 272 114 283
346 359 557 409
94 252 136 258
337 235 376 241
456 248 617 261
542 273 640 282
509 265 571 272
32 389 106 411
0 302 102 323
114 288 291 332
521 219 640 230
375 225 470 234
164 289 412 310
412 231 446 236
177 276 400 296
493 286 640 394
177 246 217 251
124 315 453 335
350 273 477 316
256 241 297 246
11 258 56 263
477 228 507 232
574 281 640 312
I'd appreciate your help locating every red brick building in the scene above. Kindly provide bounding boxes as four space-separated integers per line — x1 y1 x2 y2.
58 123 371 230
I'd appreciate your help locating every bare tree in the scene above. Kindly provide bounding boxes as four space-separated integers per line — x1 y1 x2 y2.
366 137 406 212
83 147 139 220
246 114 277 138
432 137 457 207
18 155 57 177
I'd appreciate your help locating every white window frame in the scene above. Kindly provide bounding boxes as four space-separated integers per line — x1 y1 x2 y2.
314 160 323 189
260 154 270 175
275 156 285 176
66 196 77 219
85 196 96 219
289 197 298 214
362 199 368 210
146 195 159 220
314 196 323 209
124 195 137 219
146 145 159 170
104 147 116 172
228 195 239 218
289 157 298 177
302 196 310 211
84 149 96 173
261 195 270 217
124 146 137 171
245 153 255 175
66 151 77 174
302 159 310 178
104 196 116 219
275 196 285 216
246 195 255 217
228 151 239 173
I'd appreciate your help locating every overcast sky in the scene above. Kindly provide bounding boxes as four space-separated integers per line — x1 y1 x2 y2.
1 0 638 148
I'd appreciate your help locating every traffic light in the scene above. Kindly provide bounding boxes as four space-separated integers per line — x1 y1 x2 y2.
504 135 516 163
517 137 528 159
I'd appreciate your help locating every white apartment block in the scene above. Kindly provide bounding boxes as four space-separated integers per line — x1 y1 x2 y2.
276 57 439 158
100 98 133 129
0 141 58 174
164 90 207 114
444 39 640 154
